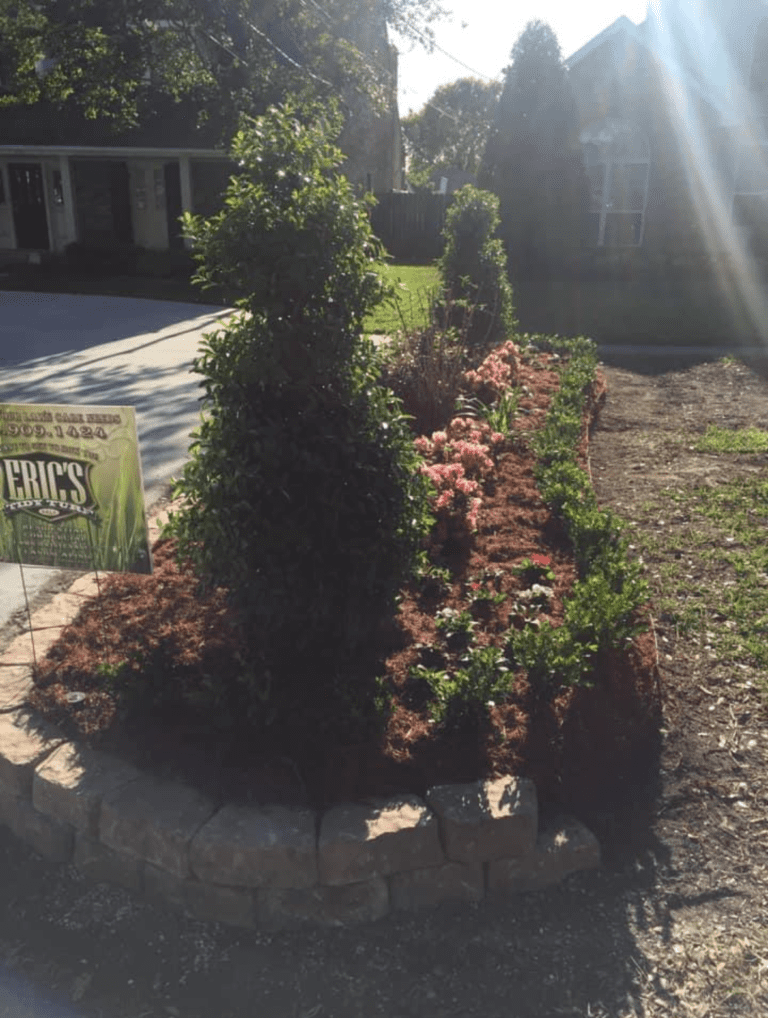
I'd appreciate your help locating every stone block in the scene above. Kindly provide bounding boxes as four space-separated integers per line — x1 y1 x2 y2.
425 776 537 864
0 785 73 862
258 877 389 929
34 743 141 837
100 778 216 879
0 665 34 711
190 803 317 889
0 710 66 797
487 815 601 894
144 864 256 928
73 832 143 892
65 575 99 599
318 795 443 886
389 860 484 911
29 593 84 631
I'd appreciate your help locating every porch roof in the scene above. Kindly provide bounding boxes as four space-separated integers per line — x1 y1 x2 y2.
0 145 229 160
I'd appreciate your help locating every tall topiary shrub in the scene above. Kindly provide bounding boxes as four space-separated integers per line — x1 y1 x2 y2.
478 20 589 278
436 184 516 349
163 101 432 729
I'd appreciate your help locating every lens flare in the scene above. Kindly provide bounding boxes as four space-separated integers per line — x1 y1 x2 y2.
648 1 768 346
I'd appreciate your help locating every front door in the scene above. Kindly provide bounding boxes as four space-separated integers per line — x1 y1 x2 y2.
8 163 50 250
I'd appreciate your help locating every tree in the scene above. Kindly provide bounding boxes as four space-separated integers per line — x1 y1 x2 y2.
163 101 432 727
437 184 515 347
0 0 447 140
478 20 588 277
402 77 501 188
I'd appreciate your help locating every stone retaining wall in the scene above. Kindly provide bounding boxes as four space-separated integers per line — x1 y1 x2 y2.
0 526 601 929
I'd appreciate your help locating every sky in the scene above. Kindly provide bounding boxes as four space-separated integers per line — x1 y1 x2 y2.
394 0 651 115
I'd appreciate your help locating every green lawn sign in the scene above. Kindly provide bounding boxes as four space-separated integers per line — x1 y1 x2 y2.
0 404 152 573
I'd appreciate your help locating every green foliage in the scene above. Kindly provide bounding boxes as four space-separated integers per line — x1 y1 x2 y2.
434 606 477 646
506 336 649 697
508 567 650 691
436 185 516 348
513 555 555 585
454 388 520 438
402 77 502 183
415 645 511 729
0 0 448 139
163 103 433 726
182 101 385 379
694 425 768 454
478 20 589 277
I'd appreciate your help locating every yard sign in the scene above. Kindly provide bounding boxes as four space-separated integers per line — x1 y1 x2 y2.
0 403 152 573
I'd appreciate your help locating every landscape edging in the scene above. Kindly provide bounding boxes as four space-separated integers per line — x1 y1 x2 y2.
0 671 600 929
0 505 601 930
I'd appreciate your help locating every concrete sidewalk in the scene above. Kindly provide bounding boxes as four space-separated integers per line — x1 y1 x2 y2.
0 291 232 646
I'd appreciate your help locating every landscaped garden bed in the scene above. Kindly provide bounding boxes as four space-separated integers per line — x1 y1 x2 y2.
22 104 659 857
27 335 660 821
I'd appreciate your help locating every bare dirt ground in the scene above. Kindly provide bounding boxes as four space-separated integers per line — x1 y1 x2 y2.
1 351 768 1018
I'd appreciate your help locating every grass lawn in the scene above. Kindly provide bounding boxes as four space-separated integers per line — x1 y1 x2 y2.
364 262 441 336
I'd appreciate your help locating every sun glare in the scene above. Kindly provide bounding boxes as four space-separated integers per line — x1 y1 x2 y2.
648 0 768 347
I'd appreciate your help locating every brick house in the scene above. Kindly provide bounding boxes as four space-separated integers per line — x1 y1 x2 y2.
567 0 768 271
0 8 402 261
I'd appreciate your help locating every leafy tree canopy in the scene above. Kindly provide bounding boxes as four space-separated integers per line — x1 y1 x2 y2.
0 0 447 139
402 77 501 189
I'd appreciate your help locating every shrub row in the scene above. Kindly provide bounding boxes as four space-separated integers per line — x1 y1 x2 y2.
507 336 650 692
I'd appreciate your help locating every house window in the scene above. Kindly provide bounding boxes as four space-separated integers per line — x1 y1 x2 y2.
580 118 650 247
732 138 768 249
750 19 768 94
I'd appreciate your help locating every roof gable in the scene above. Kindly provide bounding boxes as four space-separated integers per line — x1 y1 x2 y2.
566 15 647 68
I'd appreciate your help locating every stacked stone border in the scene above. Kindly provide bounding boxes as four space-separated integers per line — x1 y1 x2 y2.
0 516 600 930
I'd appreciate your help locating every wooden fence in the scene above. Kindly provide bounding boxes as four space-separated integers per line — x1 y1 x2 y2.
370 191 449 263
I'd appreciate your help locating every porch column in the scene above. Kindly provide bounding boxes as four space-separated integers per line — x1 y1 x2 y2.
58 154 77 246
178 154 193 250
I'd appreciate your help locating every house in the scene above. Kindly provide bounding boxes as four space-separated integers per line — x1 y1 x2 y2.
0 101 235 260
566 0 768 272
0 9 402 263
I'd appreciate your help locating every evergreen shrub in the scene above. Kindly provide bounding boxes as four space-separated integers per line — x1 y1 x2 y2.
436 185 515 348
163 102 432 729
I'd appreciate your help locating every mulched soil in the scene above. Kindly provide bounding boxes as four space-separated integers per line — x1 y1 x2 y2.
27 347 660 819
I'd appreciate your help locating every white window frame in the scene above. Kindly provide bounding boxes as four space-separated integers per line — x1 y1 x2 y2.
580 118 650 248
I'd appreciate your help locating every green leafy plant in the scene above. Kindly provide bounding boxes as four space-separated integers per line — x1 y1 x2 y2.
94 659 129 682
421 645 511 729
434 606 477 647
455 388 520 438
163 101 433 730
466 581 507 607
513 554 555 585
504 336 650 698
436 185 516 348
415 559 453 597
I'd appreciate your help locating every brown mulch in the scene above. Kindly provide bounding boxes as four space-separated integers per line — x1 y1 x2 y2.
27 347 661 820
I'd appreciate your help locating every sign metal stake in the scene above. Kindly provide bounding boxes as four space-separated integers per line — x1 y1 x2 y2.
11 514 37 670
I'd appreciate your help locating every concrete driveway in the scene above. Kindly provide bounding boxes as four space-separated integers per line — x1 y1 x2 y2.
0 291 232 638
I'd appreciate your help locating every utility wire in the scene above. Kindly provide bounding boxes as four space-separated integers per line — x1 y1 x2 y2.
393 13 496 82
